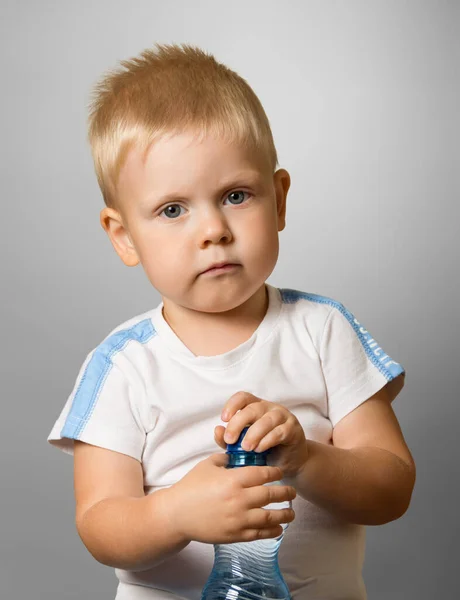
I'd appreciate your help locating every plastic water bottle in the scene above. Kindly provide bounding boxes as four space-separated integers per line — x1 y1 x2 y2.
201 426 292 599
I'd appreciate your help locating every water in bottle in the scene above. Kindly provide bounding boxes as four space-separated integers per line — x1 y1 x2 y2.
201 426 292 599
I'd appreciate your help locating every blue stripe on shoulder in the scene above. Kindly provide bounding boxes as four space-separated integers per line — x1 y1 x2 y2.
61 318 157 439
279 288 405 380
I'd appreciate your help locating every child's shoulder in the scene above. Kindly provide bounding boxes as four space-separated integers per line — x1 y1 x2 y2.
278 286 347 320
277 286 368 344
87 307 159 366
104 308 158 342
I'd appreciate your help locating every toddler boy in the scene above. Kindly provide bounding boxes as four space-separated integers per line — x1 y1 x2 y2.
48 43 415 600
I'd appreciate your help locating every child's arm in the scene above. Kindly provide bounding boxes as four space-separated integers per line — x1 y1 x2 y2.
295 381 416 525
74 441 296 572
74 440 188 571
216 377 415 526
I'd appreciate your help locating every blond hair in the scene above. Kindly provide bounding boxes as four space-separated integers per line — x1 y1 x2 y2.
87 42 279 209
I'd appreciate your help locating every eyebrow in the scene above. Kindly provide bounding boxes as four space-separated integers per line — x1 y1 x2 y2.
147 171 263 206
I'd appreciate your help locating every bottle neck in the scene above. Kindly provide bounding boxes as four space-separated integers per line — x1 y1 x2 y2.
226 451 268 468
225 426 270 468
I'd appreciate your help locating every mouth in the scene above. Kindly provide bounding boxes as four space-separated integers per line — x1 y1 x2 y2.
201 263 241 275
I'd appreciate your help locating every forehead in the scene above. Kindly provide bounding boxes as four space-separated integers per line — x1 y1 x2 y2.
117 131 271 203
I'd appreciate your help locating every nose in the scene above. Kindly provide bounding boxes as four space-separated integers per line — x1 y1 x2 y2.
197 207 233 248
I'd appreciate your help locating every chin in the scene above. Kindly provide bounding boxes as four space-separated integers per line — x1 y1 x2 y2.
199 288 263 314
197 298 245 314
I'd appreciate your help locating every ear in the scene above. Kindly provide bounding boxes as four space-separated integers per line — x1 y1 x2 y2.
273 168 290 232
99 207 140 267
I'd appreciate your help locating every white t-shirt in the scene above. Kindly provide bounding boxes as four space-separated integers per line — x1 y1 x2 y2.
47 284 405 600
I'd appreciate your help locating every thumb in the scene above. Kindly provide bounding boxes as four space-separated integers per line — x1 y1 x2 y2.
214 424 227 450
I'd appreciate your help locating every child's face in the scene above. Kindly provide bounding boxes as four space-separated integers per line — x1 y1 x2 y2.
100 130 290 314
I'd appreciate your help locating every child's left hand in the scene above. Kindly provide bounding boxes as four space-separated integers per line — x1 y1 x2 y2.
214 391 309 479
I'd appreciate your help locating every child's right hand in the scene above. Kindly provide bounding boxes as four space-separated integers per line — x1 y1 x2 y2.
168 453 296 545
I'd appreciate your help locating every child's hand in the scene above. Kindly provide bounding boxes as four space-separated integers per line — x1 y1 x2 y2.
215 391 309 479
169 452 296 545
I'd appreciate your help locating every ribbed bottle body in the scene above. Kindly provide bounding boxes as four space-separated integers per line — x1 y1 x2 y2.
201 526 290 599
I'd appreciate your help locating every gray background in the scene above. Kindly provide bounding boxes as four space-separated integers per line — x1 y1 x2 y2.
1 0 458 598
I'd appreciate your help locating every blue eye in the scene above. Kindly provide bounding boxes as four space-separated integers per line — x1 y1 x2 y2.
225 191 249 205
159 191 249 219
160 204 185 219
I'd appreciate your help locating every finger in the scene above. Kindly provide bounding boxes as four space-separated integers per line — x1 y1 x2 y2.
240 411 287 452
244 484 297 509
214 425 227 450
221 391 259 422
246 506 296 529
253 422 295 453
241 526 284 541
223 403 267 445
233 464 283 488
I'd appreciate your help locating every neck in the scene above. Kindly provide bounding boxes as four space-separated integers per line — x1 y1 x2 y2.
161 285 269 356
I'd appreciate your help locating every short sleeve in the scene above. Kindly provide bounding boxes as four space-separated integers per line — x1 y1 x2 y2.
320 301 406 428
47 347 149 462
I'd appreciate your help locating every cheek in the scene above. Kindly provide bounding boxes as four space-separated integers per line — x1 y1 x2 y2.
241 212 279 248
136 232 187 280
